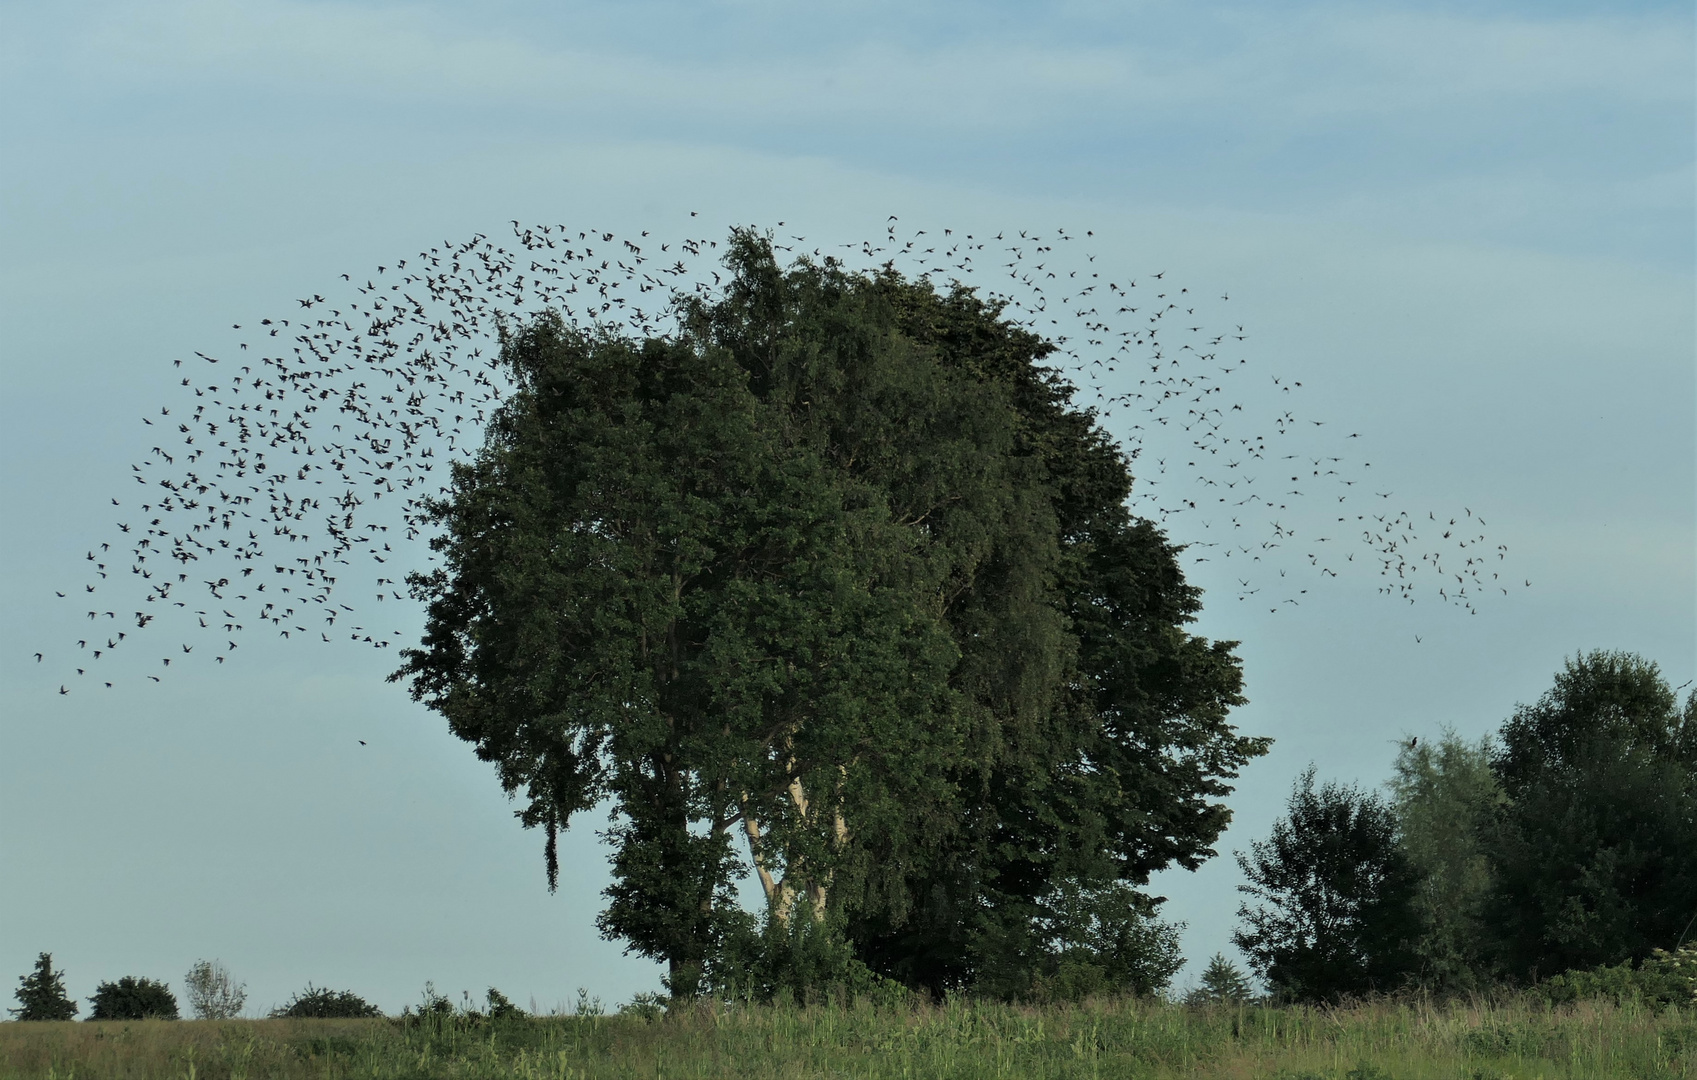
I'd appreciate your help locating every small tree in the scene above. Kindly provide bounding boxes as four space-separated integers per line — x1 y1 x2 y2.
1029 881 1186 1001
1389 728 1504 992
9 953 77 1021
1233 767 1421 1002
88 976 178 1020
183 959 246 1020
1188 953 1254 1004
270 985 382 1018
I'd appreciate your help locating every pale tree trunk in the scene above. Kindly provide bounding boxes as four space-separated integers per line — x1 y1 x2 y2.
741 768 852 927
741 796 799 924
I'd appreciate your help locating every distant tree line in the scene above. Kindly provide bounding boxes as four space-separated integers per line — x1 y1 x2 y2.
8 955 185 1022
12 649 1691 1015
7 955 383 1021
1233 650 1697 1003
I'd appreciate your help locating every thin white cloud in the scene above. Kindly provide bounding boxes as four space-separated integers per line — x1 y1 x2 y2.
74 0 1691 131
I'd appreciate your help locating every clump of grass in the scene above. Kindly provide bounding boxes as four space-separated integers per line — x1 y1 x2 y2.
0 994 1689 1078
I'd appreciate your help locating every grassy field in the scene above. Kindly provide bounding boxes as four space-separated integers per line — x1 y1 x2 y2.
1 995 1690 1079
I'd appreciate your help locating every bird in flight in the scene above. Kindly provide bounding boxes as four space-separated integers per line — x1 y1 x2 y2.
43 215 1514 690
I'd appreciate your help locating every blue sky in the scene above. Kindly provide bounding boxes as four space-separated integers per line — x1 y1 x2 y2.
1 0 1691 1013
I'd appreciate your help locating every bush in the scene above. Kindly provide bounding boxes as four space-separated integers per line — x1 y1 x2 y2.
88 976 178 1020
485 987 526 1021
712 910 890 1005
183 959 246 1020
9 953 77 1021
270 984 382 1018
1029 881 1186 1002
1540 943 1697 1008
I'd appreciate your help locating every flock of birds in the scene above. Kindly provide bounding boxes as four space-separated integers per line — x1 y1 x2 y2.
43 216 1523 692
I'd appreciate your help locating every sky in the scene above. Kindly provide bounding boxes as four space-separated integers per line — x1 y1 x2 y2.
1 0 1691 1015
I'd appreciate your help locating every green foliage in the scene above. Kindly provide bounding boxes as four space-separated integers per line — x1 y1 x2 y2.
619 992 668 1021
572 987 606 1017
1539 943 1697 1008
396 231 1267 996
183 958 246 1020
838 267 1264 996
410 983 453 1021
8 953 77 1021
1234 768 1421 1002
1388 728 1504 992
271 985 382 1019
1188 952 1254 1004
972 880 1186 1001
391 982 547 1033
1484 650 1697 979
711 910 894 1005
88 976 178 1020
484 987 525 1021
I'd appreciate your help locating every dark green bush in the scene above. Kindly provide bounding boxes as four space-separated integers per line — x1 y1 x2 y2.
485 987 526 1021
709 911 915 1007
88 976 178 1020
270 984 382 1018
1539 943 1697 1007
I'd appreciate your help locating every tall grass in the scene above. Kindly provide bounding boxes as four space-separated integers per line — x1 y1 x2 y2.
1 994 1690 1079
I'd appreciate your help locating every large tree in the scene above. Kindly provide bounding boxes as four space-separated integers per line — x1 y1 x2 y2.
1484 651 1697 980
822 268 1265 996
396 233 1267 996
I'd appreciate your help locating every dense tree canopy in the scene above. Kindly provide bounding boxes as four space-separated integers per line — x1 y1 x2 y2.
1389 729 1503 992
1235 650 1696 1002
1484 651 1697 979
88 976 179 1021
396 232 1268 997
1234 768 1421 1002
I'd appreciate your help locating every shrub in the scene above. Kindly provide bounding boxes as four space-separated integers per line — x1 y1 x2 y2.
270 984 382 1018
88 976 179 1020
571 987 605 1017
183 959 246 1020
1540 943 1697 1007
485 987 526 1021
9 953 77 1021
712 910 892 1005
619 992 668 1021
1034 881 1186 1001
